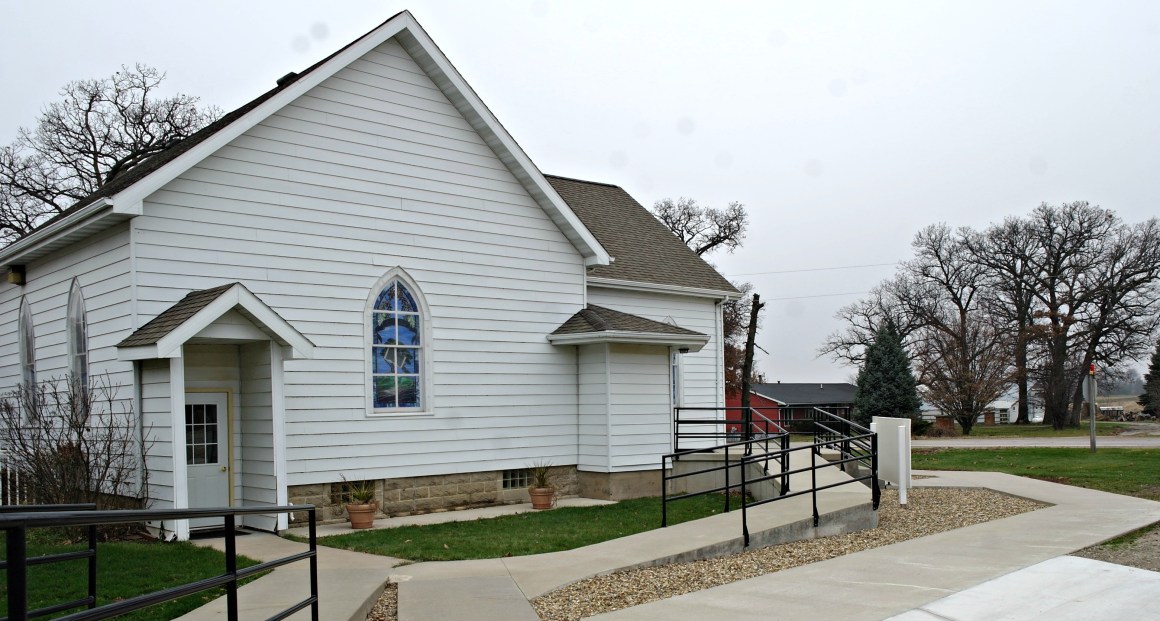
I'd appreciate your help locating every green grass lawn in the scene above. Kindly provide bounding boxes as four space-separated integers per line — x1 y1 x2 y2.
0 530 264 621
912 447 1160 501
310 495 728 561
952 422 1131 437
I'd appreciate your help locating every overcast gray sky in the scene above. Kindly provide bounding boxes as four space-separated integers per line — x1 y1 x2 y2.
4 1 1159 382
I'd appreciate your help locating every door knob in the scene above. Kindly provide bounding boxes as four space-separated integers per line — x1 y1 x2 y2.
220 466 228 472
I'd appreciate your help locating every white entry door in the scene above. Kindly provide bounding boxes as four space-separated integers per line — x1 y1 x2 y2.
185 393 230 530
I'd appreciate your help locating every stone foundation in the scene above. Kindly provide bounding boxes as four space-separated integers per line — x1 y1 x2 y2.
578 470 662 501
288 466 579 525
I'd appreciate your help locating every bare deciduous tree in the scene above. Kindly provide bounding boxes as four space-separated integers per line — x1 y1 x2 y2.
0 375 149 518
827 201 1160 431
0 64 220 242
818 275 923 366
651 197 748 256
900 225 1012 435
651 197 756 394
966 218 1040 423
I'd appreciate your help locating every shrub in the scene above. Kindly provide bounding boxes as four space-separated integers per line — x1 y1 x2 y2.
0 375 149 534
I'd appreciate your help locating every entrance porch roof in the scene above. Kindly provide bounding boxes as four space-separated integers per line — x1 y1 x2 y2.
116 282 315 360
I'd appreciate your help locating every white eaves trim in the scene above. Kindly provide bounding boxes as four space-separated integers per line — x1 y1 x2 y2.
117 284 315 361
0 198 115 265
547 330 709 352
587 277 742 301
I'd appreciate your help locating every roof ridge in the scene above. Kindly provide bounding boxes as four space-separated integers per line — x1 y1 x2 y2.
542 174 622 189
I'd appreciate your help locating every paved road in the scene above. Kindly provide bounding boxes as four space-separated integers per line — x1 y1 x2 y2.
913 435 1160 448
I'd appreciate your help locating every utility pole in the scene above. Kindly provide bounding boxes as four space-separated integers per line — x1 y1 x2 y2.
740 293 764 451
1088 363 1097 453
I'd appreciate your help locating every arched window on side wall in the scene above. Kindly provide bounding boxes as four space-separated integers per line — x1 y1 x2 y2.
67 279 88 393
19 296 36 389
368 273 428 413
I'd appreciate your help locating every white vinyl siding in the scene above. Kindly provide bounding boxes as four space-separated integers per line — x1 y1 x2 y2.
0 224 133 405
586 287 724 409
577 344 609 471
132 37 586 485
608 344 672 471
141 358 175 507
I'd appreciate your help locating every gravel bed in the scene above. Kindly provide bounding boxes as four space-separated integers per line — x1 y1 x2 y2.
366 582 397 621
1072 524 1160 572
534 487 1044 621
366 487 1045 621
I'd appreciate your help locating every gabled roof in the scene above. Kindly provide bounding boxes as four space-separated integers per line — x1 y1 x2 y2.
548 304 709 351
1 11 609 268
547 175 740 298
750 382 858 406
116 282 314 360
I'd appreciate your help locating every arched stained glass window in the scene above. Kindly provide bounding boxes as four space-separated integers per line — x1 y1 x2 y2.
19 296 35 389
67 279 88 393
371 280 422 409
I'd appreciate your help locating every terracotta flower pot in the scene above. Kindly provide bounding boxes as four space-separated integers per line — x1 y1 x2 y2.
529 487 555 510
346 503 376 529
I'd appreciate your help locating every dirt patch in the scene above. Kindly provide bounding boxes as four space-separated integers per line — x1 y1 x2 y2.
1072 524 1160 573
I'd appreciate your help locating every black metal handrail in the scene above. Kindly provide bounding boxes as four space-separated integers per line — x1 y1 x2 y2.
0 504 317 621
663 405 879 546
0 504 97 620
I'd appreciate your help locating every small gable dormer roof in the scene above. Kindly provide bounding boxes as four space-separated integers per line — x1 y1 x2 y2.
117 282 314 360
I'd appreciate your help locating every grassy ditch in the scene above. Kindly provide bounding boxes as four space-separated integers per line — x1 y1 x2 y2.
912 447 1160 501
308 494 728 561
0 529 264 620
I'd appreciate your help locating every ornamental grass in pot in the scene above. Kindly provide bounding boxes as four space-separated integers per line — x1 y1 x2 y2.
528 461 555 510
342 475 377 529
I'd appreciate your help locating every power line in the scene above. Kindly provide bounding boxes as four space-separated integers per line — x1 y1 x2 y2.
766 291 870 301
725 262 898 277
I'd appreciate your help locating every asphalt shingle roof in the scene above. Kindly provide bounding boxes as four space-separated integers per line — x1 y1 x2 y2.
116 283 237 348
552 304 705 337
751 382 858 406
546 175 739 294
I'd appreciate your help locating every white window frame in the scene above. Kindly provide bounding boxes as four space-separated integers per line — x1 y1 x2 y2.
364 268 432 417
670 348 685 408
67 279 88 393
18 296 35 390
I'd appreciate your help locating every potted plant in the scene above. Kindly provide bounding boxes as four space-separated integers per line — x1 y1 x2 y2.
528 461 555 510
341 475 377 529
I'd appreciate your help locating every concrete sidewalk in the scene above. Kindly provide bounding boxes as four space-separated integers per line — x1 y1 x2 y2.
393 450 875 620
585 471 1160 620
179 532 400 621
179 467 1160 621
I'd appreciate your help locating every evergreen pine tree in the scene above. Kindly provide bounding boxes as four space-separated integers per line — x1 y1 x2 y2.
852 320 922 427
1140 338 1160 416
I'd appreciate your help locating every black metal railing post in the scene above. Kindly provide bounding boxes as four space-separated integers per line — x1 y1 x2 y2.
87 523 98 610
780 431 790 495
308 508 320 621
661 456 668 527
723 446 731 513
810 445 819 528
7 525 28 621
740 452 750 547
871 432 881 510
743 407 753 456
224 514 238 621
